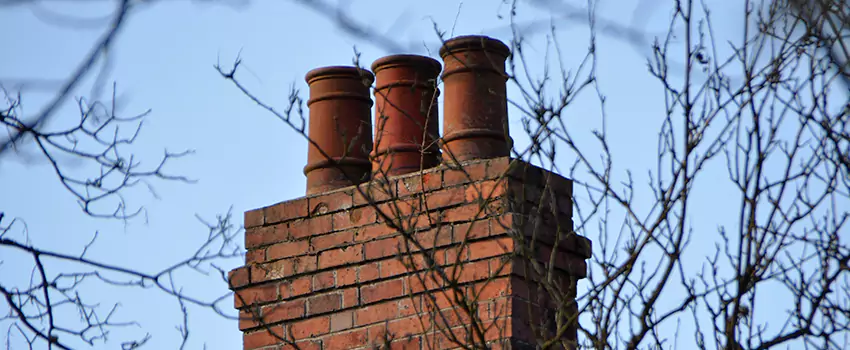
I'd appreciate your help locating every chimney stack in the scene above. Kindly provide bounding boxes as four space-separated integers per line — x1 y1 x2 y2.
371 55 442 177
439 35 512 162
231 36 589 350
304 66 374 195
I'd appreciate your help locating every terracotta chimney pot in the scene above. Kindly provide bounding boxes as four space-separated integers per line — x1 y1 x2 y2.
371 55 442 177
303 66 374 195
439 35 512 162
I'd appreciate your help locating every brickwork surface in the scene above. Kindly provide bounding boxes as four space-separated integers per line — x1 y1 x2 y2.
230 157 591 349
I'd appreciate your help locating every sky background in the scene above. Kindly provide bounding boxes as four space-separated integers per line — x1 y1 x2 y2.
0 0 823 349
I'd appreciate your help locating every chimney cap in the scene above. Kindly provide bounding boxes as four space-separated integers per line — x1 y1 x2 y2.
371 55 441 75
439 35 510 58
305 66 374 85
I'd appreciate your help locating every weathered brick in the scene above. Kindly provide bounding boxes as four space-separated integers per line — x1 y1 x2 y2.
359 262 381 283
308 189 353 216
267 239 309 260
364 236 400 260
310 230 354 251
414 225 453 249
318 245 363 269
337 266 357 286
289 215 333 240
235 283 279 308
424 187 466 210
246 248 265 264
355 301 399 326
245 224 289 249
379 258 408 278
307 293 341 315
261 299 305 325
453 219 490 243
354 180 396 206
333 207 377 230
243 326 284 350
361 278 404 304
377 197 420 218
341 287 359 308
444 161 487 186
329 310 354 332
397 297 419 318
289 316 330 339
358 223 397 241
398 171 442 197
244 209 264 229
280 340 321 350
388 315 428 337
322 328 368 349
265 198 308 224
312 270 335 291
228 267 250 289
469 237 514 261
286 276 311 299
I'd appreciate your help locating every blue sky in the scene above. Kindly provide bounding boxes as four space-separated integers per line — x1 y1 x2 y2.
2 0 831 349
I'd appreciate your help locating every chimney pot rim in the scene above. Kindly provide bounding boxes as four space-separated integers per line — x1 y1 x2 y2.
371 54 441 74
305 65 375 84
439 35 510 58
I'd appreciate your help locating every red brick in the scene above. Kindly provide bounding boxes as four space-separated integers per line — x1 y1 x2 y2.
388 315 428 337
342 287 359 308
389 336 422 350
330 310 354 332
318 245 363 269
355 301 399 326
398 172 442 196
469 237 514 260
453 219 490 243
354 181 396 205
289 316 330 339
286 276 311 299
265 198 308 224
444 161 487 186
228 267 250 288
414 226 453 249
455 259 492 283
425 187 466 210
246 248 265 264
238 310 260 330
243 326 284 349
245 224 290 249
307 293 341 315
361 278 405 304
377 197 420 218
359 262 380 283
235 283 279 308
358 223 397 241
364 236 400 260
261 299 305 324
267 239 309 260
308 189 353 215
443 203 493 223
466 180 506 204
322 328 368 349
334 207 377 230
397 297 419 317
244 209 264 229
282 255 317 277
310 230 354 251
280 340 321 350
380 258 409 278
337 266 358 286
312 271 335 291
289 215 333 240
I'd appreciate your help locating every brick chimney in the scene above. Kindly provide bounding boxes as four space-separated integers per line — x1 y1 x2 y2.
229 35 591 349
